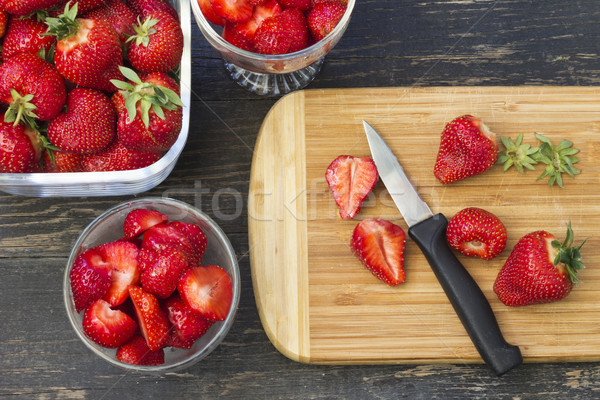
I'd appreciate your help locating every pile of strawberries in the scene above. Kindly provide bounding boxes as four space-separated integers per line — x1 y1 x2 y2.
198 0 348 54
70 207 234 366
0 0 185 173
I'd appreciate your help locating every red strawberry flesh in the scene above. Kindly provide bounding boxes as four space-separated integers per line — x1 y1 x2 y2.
82 299 138 348
70 248 112 313
178 265 233 321
116 335 165 366
123 208 169 239
162 294 214 349
129 286 170 351
139 246 188 298
98 241 140 307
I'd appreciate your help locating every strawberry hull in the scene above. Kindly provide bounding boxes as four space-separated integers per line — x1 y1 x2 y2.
0 0 191 197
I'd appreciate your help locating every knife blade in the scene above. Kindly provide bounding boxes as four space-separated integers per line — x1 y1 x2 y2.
363 120 522 376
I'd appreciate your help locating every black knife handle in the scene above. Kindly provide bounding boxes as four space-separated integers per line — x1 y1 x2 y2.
408 214 522 376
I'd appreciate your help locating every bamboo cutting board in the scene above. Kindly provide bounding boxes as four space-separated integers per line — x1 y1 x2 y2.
248 87 600 365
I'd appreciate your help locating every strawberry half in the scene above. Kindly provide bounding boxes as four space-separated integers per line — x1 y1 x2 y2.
325 155 379 219
178 265 234 321
169 221 208 266
97 241 141 307
232 0 281 41
142 223 199 266
446 207 507 260
129 286 170 350
70 248 112 313
116 335 165 366
123 208 169 239
162 294 214 349
307 0 346 42
210 0 253 23
139 247 188 299
434 115 499 184
82 299 138 348
350 218 406 286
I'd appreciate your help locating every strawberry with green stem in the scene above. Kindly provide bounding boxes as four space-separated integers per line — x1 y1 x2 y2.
2 13 57 61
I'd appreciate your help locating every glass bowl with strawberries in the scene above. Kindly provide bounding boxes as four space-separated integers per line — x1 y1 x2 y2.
63 197 241 372
191 0 355 96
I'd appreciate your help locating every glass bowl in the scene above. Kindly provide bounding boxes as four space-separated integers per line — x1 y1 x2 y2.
191 0 356 96
0 0 191 197
63 197 241 373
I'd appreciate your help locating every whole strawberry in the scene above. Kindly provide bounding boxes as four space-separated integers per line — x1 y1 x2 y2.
0 121 42 173
45 2 124 92
253 8 309 54
446 207 507 260
434 115 499 184
111 68 183 153
47 88 116 154
2 14 56 61
82 141 162 171
43 149 85 172
494 222 586 307
0 52 66 127
127 10 184 73
307 0 346 42
126 0 179 20
0 0 62 16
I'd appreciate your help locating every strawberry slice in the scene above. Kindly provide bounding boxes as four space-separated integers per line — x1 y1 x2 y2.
162 294 214 349
142 223 200 266
98 241 140 307
325 155 379 219
116 335 165 366
209 0 253 23
232 0 281 41
307 1 347 42
70 248 112 313
197 0 225 25
169 221 207 266
82 299 138 348
123 208 169 239
178 265 233 321
222 23 256 51
129 286 170 351
350 218 406 286
139 247 188 298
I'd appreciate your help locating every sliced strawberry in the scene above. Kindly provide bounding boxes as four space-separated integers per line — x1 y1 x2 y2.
252 14 292 54
350 218 406 286
142 223 198 266
70 248 112 313
209 0 253 23
169 221 207 266
197 0 225 25
178 265 233 321
139 247 188 298
82 299 138 348
129 286 170 350
123 208 169 239
222 23 256 51
98 241 141 307
325 155 379 219
279 0 311 11
116 335 165 366
233 0 281 41
162 294 214 349
279 8 309 53
307 0 346 42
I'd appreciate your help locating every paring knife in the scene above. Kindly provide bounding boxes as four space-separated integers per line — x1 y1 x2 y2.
363 120 522 376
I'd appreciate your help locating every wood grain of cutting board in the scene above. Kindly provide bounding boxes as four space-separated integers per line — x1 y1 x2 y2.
248 87 600 365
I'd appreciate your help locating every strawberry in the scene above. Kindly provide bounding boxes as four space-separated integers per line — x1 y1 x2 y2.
139 247 188 298
210 0 253 24
82 141 162 172
82 299 138 348
0 52 66 128
325 155 378 219
116 335 165 366
73 0 107 15
307 1 346 42
45 2 124 93
83 0 137 45
350 218 406 286
127 11 184 73
46 88 116 154
231 0 281 41
42 149 84 172
0 0 63 16
70 248 112 313
129 286 170 350
434 115 499 184
178 265 234 321
162 294 214 349
222 23 255 51
0 121 42 173
252 11 300 55
493 223 586 307
142 223 200 266
123 208 169 239
279 0 311 11
197 0 225 26
278 8 309 53
0 8 6 39
111 68 184 153
2 14 56 61
446 207 507 260
126 0 179 20
169 221 207 265
96 241 140 307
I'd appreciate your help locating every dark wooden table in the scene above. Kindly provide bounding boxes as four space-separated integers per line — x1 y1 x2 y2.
3 1 600 398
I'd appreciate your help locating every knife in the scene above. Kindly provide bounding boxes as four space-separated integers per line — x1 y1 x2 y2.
363 120 522 376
